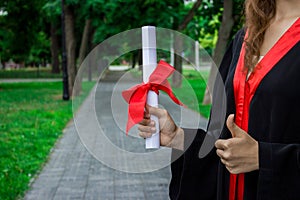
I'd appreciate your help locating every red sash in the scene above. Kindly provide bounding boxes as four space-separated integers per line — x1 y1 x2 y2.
231 18 300 200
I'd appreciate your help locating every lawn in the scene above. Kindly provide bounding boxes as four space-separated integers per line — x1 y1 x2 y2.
0 81 94 200
0 68 61 79
172 69 211 118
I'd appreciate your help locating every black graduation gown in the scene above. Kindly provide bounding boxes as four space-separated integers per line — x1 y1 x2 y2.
169 23 300 200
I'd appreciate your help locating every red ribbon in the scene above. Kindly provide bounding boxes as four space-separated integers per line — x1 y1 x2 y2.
122 60 184 134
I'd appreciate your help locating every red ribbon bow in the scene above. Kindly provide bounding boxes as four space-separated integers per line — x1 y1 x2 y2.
122 60 184 134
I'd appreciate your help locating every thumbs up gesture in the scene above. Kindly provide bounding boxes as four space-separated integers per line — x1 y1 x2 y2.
215 114 259 174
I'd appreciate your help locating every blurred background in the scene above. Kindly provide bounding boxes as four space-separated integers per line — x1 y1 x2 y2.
0 0 245 199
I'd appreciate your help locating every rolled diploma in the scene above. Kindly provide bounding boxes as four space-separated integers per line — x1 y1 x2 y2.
142 26 160 149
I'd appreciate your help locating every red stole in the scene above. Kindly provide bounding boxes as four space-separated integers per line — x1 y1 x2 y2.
231 18 300 200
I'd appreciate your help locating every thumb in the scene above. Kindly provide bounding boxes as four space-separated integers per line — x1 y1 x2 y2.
146 104 165 118
226 114 244 138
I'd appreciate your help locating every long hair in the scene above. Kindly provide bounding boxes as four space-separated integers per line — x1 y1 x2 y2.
244 0 276 70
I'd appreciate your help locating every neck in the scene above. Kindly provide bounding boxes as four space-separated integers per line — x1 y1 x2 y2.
275 0 300 20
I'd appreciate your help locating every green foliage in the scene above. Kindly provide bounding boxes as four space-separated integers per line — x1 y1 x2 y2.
27 32 51 66
183 0 244 54
0 0 245 73
183 0 222 54
0 81 94 200
42 0 61 22
0 0 47 62
92 0 185 43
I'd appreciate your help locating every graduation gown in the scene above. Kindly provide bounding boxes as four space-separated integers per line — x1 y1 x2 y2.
170 18 300 200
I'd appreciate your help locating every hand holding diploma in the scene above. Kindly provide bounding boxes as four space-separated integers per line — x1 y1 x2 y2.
138 105 184 151
122 26 185 149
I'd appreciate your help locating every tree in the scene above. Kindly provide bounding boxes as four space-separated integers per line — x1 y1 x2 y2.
43 0 62 73
50 22 60 73
64 3 77 96
90 0 185 72
0 0 46 65
172 0 203 87
202 0 243 104
78 19 92 66
28 32 51 67
89 0 203 88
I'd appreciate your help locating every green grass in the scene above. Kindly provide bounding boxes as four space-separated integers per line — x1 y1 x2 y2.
0 81 94 200
173 69 211 118
0 68 61 79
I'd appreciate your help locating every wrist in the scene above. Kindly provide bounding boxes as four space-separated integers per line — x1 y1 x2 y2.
168 126 184 151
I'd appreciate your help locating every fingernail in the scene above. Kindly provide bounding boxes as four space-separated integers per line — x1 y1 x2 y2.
150 121 155 126
151 127 156 132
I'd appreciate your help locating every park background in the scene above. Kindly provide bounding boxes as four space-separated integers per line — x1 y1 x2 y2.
0 0 244 199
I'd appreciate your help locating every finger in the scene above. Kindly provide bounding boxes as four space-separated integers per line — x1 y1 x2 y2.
225 165 234 174
216 149 225 158
226 114 236 137
221 159 236 174
226 114 243 138
139 132 153 139
227 166 239 174
220 158 227 165
138 124 156 133
139 118 151 126
216 149 233 161
215 139 229 150
144 111 150 119
146 104 166 118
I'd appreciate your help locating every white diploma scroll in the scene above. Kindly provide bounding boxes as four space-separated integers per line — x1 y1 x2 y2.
142 26 160 149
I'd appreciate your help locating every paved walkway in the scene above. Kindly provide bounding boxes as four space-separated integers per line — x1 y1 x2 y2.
24 70 208 200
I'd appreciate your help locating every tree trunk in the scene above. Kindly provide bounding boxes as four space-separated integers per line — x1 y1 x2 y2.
50 22 60 74
202 0 234 105
138 49 143 70
172 0 203 88
76 19 92 91
131 51 137 69
87 28 95 81
177 0 203 31
172 34 183 87
64 5 77 97
78 19 91 66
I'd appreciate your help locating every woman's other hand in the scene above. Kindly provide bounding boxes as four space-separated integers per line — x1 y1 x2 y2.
215 114 259 174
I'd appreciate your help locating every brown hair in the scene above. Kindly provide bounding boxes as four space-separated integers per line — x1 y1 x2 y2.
244 0 276 70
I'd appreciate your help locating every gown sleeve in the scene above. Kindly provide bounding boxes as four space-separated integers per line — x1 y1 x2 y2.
169 29 245 200
258 142 300 199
